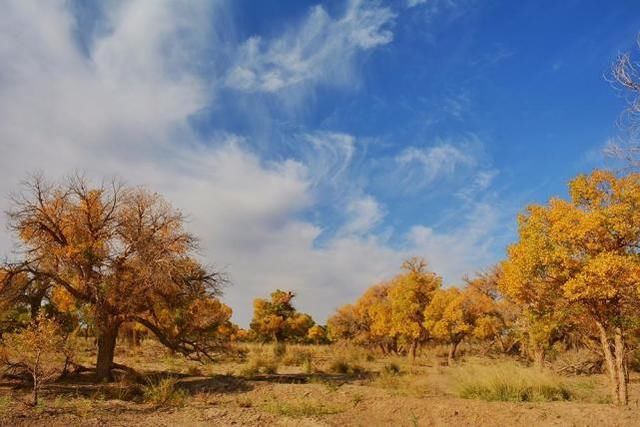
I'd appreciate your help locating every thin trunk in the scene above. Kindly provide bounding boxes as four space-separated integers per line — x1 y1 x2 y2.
532 347 546 370
409 339 418 360
32 373 38 406
32 350 40 406
95 318 119 382
595 320 620 405
614 327 628 405
448 339 460 366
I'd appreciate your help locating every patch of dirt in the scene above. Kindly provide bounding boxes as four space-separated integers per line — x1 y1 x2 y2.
2 379 639 427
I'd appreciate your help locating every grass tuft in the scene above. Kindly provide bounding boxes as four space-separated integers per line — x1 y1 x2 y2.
453 362 572 402
142 377 188 407
241 347 279 376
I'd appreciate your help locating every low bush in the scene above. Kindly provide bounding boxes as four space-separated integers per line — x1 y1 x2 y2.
281 348 313 367
328 358 366 375
241 348 279 376
142 377 187 407
383 362 401 376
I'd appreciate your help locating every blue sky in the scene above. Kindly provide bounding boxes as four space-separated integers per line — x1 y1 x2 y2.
1 0 639 325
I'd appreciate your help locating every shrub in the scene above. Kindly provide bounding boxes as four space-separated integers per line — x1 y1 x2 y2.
241 348 279 376
328 358 366 375
281 347 313 367
453 362 572 402
383 362 401 376
273 341 287 358
142 378 187 407
0 313 68 405
187 365 203 376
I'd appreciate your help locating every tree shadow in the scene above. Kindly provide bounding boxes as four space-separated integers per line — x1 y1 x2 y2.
242 371 371 385
1 369 255 405
176 374 253 394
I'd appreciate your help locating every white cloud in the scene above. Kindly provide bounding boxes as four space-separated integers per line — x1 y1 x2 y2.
299 132 356 188
407 0 428 7
395 143 476 189
406 201 501 283
225 0 395 94
0 0 507 327
341 196 385 235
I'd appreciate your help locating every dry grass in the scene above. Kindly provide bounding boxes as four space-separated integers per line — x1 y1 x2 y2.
241 347 279 376
0 339 625 426
452 361 573 402
142 377 188 407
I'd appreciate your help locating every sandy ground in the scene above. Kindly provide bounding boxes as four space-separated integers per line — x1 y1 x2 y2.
2 376 639 427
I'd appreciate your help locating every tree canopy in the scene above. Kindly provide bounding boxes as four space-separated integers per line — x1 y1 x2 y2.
1 175 231 381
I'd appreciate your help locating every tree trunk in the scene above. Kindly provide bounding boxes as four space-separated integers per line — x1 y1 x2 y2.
595 320 622 405
408 339 418 360
614 327 628 405
95 319 120 382
29 295 43 320
32 374 38 406
448 340 460 366
532 346 545 370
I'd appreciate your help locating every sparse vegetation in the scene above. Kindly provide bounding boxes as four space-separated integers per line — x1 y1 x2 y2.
241 348 279 376
453 362 573 402
142 378 188 407
262 399 344 417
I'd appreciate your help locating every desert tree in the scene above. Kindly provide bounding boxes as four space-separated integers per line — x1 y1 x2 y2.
388 257 441 359
499 205 577 369
2 174 230 381
608 34 640 167
327 283 397 352
0 313 68 405
423 283 503 365
306 324 327 344
250 290 314 343
501 170 640 405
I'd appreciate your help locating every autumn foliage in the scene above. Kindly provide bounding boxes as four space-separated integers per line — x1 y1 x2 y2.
1 175 231 381
500 170 640 405
1 169 640 408
250 290 316 343
0 313 69 405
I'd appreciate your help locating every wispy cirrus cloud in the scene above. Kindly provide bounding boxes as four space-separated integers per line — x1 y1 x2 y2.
395 142 476 189
225 0 395 94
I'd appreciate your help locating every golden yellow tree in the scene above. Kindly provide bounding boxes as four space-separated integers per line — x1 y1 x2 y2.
327 282 398 352
2 175 229 381
388 257 441 359
423 283 503 365
1 313 68 405
501 170 640 405
499 202 576 369
307 325 327 344
250 290 314 343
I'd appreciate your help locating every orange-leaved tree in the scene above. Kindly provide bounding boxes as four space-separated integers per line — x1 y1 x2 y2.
423 281 503 365
388 257 441 359
2 175 230 381
501 170 640 405
327 282 399 353
0 313 69 405
250 290 314 343
499 202 576 369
